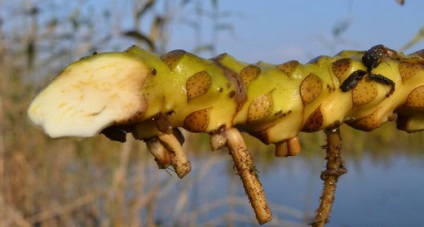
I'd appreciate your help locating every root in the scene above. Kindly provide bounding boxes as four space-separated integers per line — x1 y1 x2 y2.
312 127 347 226
157 133 191 178
226 128 272 225
145 137 171 169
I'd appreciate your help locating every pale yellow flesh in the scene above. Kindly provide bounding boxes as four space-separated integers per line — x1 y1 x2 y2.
27 52 150 138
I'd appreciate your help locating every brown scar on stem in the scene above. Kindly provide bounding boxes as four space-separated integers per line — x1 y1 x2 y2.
399 60 424 82
409 49 424 58
240 64 261 87
247 91 274 122
347 108 381 131
211 57 248 111
276 60 299 77
351 80 378 106
404 85 424 108
183 108 212 132
160 49 186 69
302 105 324 132
186 70 212 102
332 58 352 81
153 113 173 134
300 73 323 105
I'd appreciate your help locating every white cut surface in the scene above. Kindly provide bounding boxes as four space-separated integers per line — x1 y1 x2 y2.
27 52 149 138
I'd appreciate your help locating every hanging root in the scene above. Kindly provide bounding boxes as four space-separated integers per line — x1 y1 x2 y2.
210 128 227 151
156 133 191 179
145 137 172 169
226 128 272 225
312 127 347 226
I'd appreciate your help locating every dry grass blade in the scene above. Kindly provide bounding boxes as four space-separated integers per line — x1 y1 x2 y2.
0 196 32 227
25 189 105 224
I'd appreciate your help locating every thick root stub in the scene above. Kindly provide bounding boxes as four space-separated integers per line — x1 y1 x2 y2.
275 137 302 157
226 128 272 225
157 133 191 178
142 128 191 178
312 127 347 227
145 137 172 169
210 129 227 151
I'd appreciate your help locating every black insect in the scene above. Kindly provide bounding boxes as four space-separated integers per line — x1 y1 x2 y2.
362 44 398 71
340 70 367 92
340 45 396 97
368 73 395 97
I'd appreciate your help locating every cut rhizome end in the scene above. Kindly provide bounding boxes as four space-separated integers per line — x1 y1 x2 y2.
27 52 150 138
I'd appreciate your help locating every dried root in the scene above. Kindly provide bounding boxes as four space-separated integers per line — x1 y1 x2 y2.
226 128 272 225
157 133 191 179
210 128 227 151
312 127 347 226
145 137 172 169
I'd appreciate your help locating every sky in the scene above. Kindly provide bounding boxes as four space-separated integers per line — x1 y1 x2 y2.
5 0 423 78
164 0 424 64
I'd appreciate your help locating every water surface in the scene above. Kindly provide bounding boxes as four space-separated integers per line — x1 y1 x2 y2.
169 152 424 226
